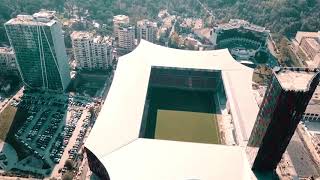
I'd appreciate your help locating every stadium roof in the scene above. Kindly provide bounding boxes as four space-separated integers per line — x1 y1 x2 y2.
85 40 259 179
102 139 253 180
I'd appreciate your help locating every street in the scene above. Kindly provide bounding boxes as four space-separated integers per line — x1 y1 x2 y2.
287 131 320 177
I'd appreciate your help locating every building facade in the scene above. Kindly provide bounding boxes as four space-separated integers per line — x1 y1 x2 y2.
137 19 157 43
300 38 320 61
0 47 17 73
302 86 320 122
113 15 129 38
210 19 270 48
5 10 71 91
71 31 112 71
248 67 320 171
293 31 320 68
118 25 135 52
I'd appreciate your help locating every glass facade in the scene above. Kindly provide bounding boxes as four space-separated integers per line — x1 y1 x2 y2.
248 77 282 147
5 21 69 91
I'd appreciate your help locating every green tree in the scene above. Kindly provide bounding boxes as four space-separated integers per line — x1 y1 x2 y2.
64 160 74 170
62 172 74 180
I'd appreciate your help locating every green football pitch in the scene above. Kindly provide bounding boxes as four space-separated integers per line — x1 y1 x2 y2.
155 110 220 144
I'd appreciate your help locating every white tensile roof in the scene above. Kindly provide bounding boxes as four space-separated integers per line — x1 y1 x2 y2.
104 138 253 180
85 40 259 179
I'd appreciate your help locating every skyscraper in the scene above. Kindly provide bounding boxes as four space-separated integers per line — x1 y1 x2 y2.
248 67 320 171
137 19 157 43
5 10 71 91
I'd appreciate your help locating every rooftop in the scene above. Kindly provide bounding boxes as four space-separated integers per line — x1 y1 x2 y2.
93 36 112 45
71 31 93 40
5 10 57 26
85 40 260 179
113 15 129 23
71 31 112 45
295 31 319 44
33 10 56 20
305 38 320 51
101 139 254 180
305 86 320 114
305 102 320 115
0 47 13 54
194 28 212 40
217 19 269 33
119 24 135 30
274 67 320 91
137 19 157 28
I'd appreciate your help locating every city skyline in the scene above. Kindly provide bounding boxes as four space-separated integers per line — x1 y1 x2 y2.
0 3 319 180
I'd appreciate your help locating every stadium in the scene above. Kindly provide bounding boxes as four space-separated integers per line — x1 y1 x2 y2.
84 40 259 180
142 68 222 144
211 19 277 68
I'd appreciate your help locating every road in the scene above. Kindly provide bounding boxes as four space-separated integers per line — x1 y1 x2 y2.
0 88 23 114
287 131 320 177
168 19 177 39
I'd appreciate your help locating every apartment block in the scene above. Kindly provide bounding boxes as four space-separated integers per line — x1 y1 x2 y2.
293 31 320 68
118 25 135 52
137 19 157 43
71 31 112 71
0 47 17 73
113 15 129 38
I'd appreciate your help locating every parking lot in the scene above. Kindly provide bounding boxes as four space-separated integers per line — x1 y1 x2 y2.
50 107 92 178
4 92 97 178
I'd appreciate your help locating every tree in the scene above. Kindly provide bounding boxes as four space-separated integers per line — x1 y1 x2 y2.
278 37 290 65
64 160 74 170
62 172 74 180
255 51 269 64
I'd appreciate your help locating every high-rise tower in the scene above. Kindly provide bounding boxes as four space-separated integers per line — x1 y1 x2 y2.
5 10 71 91
248 67 320 171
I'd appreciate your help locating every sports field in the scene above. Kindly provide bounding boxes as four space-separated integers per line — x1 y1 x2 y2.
155 110 220 144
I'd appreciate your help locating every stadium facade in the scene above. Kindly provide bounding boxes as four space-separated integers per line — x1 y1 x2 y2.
210 19 278 68
211 19 270 49
85 40 259 180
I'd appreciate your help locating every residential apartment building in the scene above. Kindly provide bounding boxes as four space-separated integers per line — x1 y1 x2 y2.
0 47 17 73
71 31 112 71
113 15 130 38
5 10 71 91
137 19 157 43
302 86 320 122
293 31 320 68
118 25 135 52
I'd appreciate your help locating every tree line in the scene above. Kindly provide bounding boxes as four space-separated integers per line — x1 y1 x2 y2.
0 0 319 44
